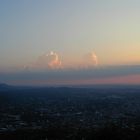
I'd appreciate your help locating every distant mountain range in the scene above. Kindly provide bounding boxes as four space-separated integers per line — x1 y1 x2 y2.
0 83 9 87
0 83 140 90
0 83 15 90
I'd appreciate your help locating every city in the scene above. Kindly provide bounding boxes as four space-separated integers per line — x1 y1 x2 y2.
1 84 140 139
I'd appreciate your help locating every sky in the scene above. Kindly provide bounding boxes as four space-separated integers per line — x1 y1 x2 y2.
1 0 140 85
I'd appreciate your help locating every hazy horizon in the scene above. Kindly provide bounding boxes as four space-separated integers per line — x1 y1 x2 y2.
1 0 140 85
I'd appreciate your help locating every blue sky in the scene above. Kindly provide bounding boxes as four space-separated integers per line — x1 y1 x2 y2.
1 0 140 85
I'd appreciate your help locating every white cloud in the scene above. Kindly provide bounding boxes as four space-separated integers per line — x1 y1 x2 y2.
25 51 98 71
27 51 62 70
83 51 98 67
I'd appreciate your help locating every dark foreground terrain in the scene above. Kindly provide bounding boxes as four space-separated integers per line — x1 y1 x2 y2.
1 84 140 139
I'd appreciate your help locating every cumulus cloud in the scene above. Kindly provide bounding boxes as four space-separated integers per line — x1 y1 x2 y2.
41 51 62 69
25 50 99 71
83 51 98 67
27 51 62 70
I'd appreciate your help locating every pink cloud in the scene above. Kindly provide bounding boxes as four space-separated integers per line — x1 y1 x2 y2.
26 51 62 70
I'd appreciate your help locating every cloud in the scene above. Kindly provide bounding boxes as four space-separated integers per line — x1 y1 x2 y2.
83 51 98 67
39 51 62 69
27 51 62 70
25 50 99 71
